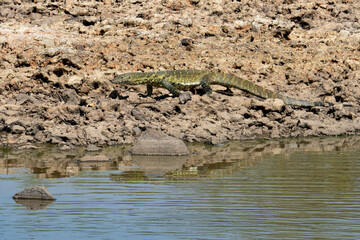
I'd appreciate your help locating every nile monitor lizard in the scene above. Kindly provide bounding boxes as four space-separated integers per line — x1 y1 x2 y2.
112 70 331 107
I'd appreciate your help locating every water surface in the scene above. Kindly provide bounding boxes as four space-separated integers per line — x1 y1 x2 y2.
1 137 360 239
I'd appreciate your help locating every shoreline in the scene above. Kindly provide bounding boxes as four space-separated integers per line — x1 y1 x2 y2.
0 1 359 147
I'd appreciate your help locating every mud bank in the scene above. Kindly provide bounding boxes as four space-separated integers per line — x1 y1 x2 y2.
0 0 359 146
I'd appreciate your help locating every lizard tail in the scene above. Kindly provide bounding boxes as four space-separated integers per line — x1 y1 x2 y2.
212 72 330 107
277 94 331 107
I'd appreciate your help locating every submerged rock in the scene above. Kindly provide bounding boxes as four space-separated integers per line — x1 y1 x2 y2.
13 186 56 201
131 129 189 155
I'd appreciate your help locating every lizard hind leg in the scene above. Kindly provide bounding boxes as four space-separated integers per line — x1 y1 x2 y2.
200 75 213 94
160 78 180 97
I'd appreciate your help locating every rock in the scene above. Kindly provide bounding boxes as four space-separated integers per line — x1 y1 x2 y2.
179 91 191 104
210 135 228 145
99 99 119 111
48 125 79 144
86 109 105 122
229 113 245 122
83 126 108 144
194 127 211 140
189 0 200 5
16 93 38 105
131 129 189 155
266 112 282 121
131 107 147 121
269 99 285 112
79 154 110 162
59 145 75 151
234 20 247 29
132 126 142 136
252 98 285 112
60 89 79 105
202 122 218 135
16 144 38 150
65 74 83 89
13 186 56 200
181 38 193 51
270 128 281 138
12 125 25 134
86 144 101 151
83 16 98 26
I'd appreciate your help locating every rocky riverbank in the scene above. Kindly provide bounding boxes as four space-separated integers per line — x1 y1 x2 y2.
0 0 359 147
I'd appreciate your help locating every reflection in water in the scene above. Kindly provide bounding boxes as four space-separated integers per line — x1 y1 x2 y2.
1 136 360 239
111 155 188 182
110 170 149 182
13 199 54 211
133 155 187 176
0 137 360 180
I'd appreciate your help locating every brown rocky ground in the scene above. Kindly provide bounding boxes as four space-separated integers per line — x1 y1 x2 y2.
0 0 359 147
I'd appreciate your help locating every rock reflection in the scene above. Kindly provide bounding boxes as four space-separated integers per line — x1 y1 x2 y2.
0 137 360 180
13 199 54 211
111 155 187 182
133 156 187 176
110 171 149 182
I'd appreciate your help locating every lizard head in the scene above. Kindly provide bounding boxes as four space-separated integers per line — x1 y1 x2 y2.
112 72 147 85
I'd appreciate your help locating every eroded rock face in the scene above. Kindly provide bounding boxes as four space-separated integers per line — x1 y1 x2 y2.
131 129 189 156
13 186 56 201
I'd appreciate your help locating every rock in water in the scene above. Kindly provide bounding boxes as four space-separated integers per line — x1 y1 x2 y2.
131 129 189 156
13 186 56 201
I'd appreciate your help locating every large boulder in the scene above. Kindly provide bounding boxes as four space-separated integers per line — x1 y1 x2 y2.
131 129 189 155
13 186 56 200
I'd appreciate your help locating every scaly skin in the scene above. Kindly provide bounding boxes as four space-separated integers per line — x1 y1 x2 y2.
112 70 330 107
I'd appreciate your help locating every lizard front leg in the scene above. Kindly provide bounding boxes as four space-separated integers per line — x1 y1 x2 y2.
160 78 180 97
146 84 153 96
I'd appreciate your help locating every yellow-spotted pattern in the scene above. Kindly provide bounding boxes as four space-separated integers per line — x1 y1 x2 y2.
112 70 329 107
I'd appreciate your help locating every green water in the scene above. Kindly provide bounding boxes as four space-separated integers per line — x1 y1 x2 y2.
0 137 359 239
